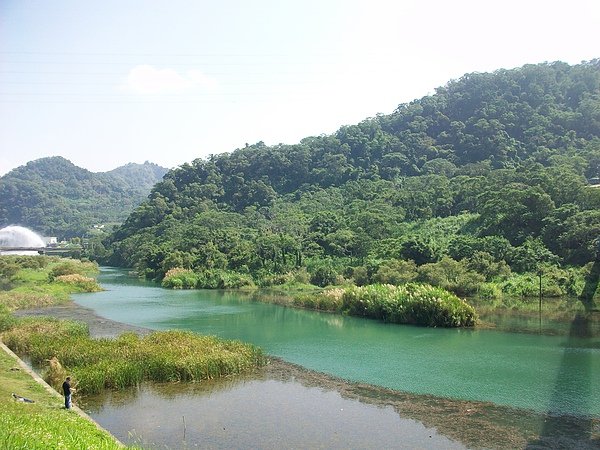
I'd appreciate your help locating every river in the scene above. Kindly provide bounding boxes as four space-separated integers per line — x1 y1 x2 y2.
71 268 600 448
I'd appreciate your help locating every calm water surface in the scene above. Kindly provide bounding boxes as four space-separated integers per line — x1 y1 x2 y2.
82 377 468 449
74 268 600 417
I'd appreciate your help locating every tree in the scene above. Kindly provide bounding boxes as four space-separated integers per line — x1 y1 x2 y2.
509 238 559 273
477 183 555 244
400 238 440 265
372 259 418 285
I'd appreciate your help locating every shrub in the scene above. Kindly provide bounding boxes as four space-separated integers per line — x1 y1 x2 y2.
54 274 102 292
161 267 198 289
196 269 255 289
293 288 344 311
417 257 485 296
351 266 370 286
257 272 294 287
477 283 502 299
341 283 477 327
0 304 16 332
293 268 311 284
48 260 97 281
465 251 511 281
372 259 418 285
309 263 338 287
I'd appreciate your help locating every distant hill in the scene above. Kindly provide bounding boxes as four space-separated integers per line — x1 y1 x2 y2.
0 157 168 238
107 161 170 193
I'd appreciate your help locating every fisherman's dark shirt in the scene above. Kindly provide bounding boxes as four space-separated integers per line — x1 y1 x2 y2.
62 380 71 395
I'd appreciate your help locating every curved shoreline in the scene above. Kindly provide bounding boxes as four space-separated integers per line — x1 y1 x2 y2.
14 302 600 450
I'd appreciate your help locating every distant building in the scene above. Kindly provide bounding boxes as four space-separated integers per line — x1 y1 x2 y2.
43 236 58 247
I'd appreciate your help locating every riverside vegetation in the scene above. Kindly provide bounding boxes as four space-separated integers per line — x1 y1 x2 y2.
0 255 265 448
0 255 102 310
294 284 477 327
0 344 127 450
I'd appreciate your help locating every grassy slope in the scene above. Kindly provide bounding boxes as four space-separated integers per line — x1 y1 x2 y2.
0 257 126 448
0 345 125 449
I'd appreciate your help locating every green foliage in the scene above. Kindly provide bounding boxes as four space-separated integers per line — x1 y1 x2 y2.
340 283 477 327
0 350 126 449
308 261 339 287
0 257 102 310
372 259 418 285
161 267 198 289
464 252 511 281
48 259 98 281
293 288 344 311
196 269 255 289
53 274 102 293
103 60 600 296
0 304 16 331
399 238 441 265
507 238 559 273
497 265 588 299
417 257 486 296
0 157 167 239
2 319 266 395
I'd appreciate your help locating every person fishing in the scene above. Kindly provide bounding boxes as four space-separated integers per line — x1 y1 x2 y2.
62 376 76 409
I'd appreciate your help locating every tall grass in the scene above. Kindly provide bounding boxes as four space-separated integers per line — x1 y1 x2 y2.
294 283 477 327
2 318 266 395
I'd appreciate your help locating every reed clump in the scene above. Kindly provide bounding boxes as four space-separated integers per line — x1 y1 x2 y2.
53 273 102 292
2 318 266 395
342 283 477 327
294 283 477 327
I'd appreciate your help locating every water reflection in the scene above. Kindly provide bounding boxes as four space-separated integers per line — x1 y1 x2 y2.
81 365 468 450
80 356 600 450
527 313 600 449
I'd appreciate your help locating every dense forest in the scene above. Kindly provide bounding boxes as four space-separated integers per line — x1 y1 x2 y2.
0 157 167 239
103 60 600 299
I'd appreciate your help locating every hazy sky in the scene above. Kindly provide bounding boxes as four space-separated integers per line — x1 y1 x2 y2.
1 0 599 175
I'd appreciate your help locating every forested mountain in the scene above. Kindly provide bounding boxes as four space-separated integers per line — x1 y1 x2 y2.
0 157 168 238
106 60 600 296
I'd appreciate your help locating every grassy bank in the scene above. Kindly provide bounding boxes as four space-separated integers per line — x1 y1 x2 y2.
1 316 266 395
0 256 101 311
0 256 266 395
0 344 126 449
0 256 127 448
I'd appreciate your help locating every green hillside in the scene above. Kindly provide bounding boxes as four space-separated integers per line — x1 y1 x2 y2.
0 157 168 238
104 60 600 298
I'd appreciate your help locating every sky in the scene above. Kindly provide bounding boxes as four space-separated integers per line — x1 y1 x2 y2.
1 0 599 176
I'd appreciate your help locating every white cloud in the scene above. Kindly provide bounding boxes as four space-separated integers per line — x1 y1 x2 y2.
124 65 218 95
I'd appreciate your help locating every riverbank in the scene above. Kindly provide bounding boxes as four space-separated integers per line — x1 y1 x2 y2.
16 301 600 449
0 339 126 449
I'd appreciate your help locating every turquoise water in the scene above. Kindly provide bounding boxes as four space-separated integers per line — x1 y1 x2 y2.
74 268 600 416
